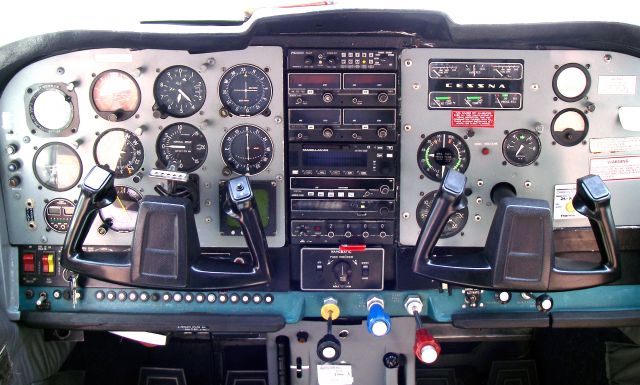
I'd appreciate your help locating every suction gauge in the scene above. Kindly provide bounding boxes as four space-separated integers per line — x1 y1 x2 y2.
417 132 470 181
552 63 590 102
93 128 144 178
153 65 206 118
219 64 272 116
90 70 141 121
551 108 589 147
502 129 541 166
416 191 468 238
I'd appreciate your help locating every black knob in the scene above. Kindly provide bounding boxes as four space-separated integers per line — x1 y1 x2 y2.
377 92 389 103
490 182 517 204
326 55 338 65
322 92 334 103
383 352 400 369
317 333 341 362
296 331 309 343
304 55 315 65
7 160 20 172
332 260 352 283
380 185 390 195
536 294 554 312
322 127 334 138
377 127 388 138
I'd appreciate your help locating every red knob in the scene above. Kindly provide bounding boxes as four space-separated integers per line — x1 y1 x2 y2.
414 328 441 364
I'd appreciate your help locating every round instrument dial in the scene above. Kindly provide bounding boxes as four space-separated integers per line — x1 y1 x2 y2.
90 70 141 121
502 129 541 166
33 142 82 191
416 191 468 238
219 64 272 116
551 108 589 147
552 63 590 102
98 186 142 233
93 128 144 178
153 65 206 118
221 124 273 175
29 86 74 133
44 198 75 233
417 131 470 181
156 123 208 172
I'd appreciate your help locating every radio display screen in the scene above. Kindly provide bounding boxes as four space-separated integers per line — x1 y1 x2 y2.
301 150 368 168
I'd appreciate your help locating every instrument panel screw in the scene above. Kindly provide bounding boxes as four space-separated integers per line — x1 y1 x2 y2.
276 175 283 182
524 181 532 188
404 124 412 132
604 54 612 63
531 83 539 91
412 83 420 90
274 116 283 124
402 212 410 220
204 182 211 189
404 59 413 67
22 136 30 143
205 217 212 223
474 214 482 222
476 180 484 187
204 199 212 207
56 67 65 75
40 236 48 243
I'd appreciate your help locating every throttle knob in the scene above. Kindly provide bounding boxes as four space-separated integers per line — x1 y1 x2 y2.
414 328 441 364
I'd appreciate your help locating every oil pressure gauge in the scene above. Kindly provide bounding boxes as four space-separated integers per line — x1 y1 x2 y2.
502 129 541 166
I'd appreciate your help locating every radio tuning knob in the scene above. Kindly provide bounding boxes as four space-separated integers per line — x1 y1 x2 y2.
304 55 315 65
322 92 334 103
377 92 389 103
326 55 338 65
322 127 334 138
377 127 388 139
379 185 390 195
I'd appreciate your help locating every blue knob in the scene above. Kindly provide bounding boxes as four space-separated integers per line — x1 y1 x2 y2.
367 303 391 336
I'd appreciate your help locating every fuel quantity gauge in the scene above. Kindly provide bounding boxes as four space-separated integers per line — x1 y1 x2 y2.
502 129 541 166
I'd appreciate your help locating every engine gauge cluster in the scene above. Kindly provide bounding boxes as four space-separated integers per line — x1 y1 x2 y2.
417 131 470 181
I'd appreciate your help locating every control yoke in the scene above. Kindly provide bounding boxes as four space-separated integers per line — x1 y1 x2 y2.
412 168 620 291
61 165 271 289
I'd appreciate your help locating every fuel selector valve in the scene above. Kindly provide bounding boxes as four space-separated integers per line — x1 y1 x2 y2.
317 297 342 362
367 296 391 337
405 295 441 365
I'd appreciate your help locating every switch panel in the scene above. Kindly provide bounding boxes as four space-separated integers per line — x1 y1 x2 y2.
300 247 384 291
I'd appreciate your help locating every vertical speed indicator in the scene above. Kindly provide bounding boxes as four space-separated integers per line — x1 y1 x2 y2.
417 132 470 181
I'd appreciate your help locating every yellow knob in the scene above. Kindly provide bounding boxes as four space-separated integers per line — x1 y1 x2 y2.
321 303 340 320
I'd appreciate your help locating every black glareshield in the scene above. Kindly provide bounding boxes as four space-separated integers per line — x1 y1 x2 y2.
61 166 271 289
412 169 620 291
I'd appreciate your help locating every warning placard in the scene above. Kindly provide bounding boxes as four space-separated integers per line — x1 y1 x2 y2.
590 156 640 181
451 110 495 128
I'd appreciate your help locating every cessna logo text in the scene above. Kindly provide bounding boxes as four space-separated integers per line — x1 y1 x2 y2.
445 82 507 90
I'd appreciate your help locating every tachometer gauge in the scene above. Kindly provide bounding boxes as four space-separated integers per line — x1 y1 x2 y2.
219 64 272 116
153 65 206 118
33 142 82 191
93 128 144 178
416 190 468 238
417 131 470 181
98 186 142 233
221 124 273 175
156 123 208 172
90 70 141 121
502 129 541 166
44 198 75 233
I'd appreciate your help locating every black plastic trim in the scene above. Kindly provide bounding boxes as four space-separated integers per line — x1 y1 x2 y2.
551 310 640 328
20 311 286 332
452 312 550 329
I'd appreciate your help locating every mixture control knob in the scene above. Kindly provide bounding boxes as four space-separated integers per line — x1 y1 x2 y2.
367 298 391 337
536 294 554 312
317 333 341 362
322 127 334 138
414 328 441 364
332 260 352 284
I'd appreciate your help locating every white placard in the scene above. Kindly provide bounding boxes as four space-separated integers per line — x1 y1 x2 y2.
598 76 637 95
553 184 582 220
590 156 640 181
590 137 640 153
317 364 354 385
